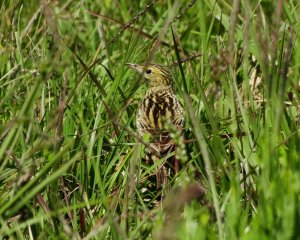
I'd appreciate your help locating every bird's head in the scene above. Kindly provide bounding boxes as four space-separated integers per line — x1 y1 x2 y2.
127 63 173 89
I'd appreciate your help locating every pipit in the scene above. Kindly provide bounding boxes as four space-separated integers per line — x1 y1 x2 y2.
127 63 184 189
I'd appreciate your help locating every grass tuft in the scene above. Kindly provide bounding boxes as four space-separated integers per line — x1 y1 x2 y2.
0 0 300 239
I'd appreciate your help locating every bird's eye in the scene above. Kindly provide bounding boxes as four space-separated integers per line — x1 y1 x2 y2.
146 69 152 74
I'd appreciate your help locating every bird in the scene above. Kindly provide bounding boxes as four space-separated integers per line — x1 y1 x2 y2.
126 63 184 190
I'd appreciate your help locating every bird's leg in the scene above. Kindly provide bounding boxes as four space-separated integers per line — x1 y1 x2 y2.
174 154 179 174
156 164 169 190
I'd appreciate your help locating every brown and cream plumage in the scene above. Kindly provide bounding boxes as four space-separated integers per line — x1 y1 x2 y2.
127 63 184 188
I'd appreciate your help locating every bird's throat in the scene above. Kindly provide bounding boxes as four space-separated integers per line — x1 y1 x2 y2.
146 86 174 96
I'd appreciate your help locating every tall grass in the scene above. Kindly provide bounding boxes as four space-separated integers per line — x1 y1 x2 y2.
0 0 300 239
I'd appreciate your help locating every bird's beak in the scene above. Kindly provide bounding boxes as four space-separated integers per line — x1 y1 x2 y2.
126 63 144 74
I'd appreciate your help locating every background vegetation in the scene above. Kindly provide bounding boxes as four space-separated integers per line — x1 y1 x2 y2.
0 0 300 239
